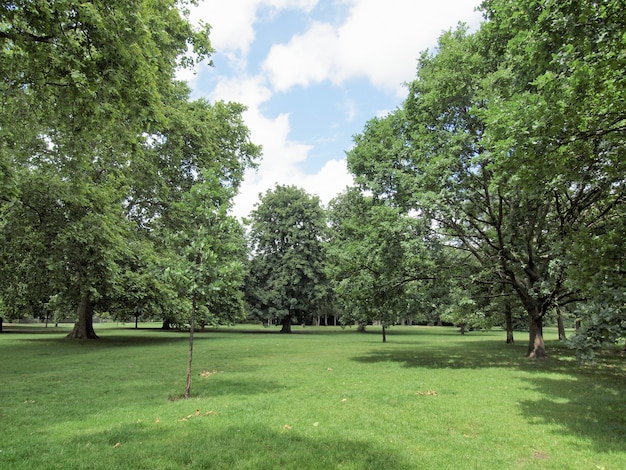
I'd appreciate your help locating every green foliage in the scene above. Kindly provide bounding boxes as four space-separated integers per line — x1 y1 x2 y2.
0 2 261 337
327 189 438 338
346 2 626 356
165 171 249 327
246 185 329 332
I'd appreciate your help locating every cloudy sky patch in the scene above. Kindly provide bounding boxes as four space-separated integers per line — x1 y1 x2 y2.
186 0 483 218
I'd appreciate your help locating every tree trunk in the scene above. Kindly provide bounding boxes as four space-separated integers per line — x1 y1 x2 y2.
527 314 547 358
184 294 197 399
162 319 172 330
382 324 387 343
67 294 99 339
505 303 514 344
280 316 292 333
135 315 139 329
557 309 566 341
0 316 3 333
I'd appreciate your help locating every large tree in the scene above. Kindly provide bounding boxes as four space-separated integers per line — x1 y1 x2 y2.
1 1 211 337
246 185 329 333
125 97 260 330
347 0 625 358
479 0 626 357
0 2 261 338
327 188 437 342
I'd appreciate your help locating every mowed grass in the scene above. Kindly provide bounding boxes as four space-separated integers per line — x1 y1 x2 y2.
1 324 625 469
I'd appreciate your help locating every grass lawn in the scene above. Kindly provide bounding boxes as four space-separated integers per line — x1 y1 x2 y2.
0 323 624 469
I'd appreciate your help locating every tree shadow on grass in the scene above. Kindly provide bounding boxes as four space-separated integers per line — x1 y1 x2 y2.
52 423 412 470
1 324 73 335
351 338 536 370
352 339 626 456
518 374 626 455
16 331 233 349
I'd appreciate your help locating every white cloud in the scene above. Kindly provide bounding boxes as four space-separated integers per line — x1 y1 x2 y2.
299 158 354 206
189 0 319 65
263 0 482 95
209 74 353 219
209 74 320 218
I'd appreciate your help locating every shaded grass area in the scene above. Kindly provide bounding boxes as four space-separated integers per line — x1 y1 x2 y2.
1 324 625 469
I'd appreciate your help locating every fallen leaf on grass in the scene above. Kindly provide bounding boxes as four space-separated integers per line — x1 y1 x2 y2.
199 370 219 378
178 410 218 422
283 424 292 430
155 417 160 423
23 400 36 404
417 390 438 396
113 442 121 448
341 398 347 402
327 368 333 371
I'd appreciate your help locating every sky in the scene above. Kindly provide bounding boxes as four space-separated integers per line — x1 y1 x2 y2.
182 0 484 219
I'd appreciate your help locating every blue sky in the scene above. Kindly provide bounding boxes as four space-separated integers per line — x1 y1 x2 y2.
183 0 483 219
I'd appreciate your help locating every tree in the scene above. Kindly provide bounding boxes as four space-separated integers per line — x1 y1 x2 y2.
347 10 625 358
246 185 328 333
162 172 249 398
479 0 626 356
327 188 437 342
0 1 212 338
126 97 260 330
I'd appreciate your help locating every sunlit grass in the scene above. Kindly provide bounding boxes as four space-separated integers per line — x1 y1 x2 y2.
1 323 624 469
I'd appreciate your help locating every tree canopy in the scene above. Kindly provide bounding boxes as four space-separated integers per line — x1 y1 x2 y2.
246 185 329 333
327 188 439 341
0 1 260 337
346 0 625 357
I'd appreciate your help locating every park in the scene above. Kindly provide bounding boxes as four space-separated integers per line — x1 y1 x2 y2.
1 322 625 469
2 1 625 468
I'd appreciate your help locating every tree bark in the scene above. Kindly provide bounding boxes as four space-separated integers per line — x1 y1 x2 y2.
527 314 547 358
280 316 292 333
184 294 197 399
382 324 387 343
66 294 99 339
505 303 514 344
0 316 3 333
162 319 172 330
557 309 566 341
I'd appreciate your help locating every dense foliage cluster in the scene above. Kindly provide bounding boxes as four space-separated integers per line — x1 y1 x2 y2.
343 0 625 357
0 1 260 338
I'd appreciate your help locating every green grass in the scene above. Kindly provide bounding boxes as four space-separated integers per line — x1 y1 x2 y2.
1 323 625 469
